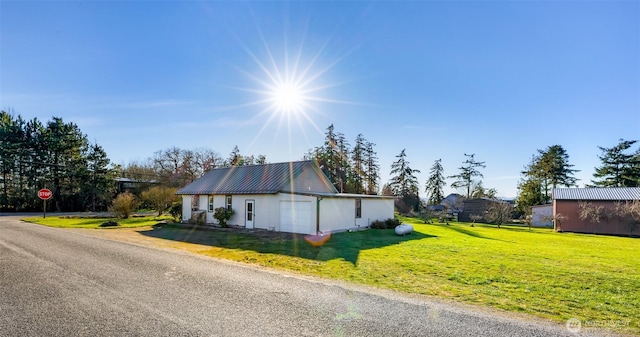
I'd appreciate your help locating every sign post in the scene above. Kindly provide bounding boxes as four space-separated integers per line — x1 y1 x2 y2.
38 188 52 218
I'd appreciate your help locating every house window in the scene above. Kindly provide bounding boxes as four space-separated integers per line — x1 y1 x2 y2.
208 196 214 212
355 199 362 218
225 195 232 211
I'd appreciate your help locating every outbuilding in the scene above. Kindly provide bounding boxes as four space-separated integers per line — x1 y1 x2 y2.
458 198 509 222
176 160 394 235
531 204 553 227
552 187 640 236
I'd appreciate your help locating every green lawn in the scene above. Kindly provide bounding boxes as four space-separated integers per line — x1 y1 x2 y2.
24 215 640 334
23 215 172 229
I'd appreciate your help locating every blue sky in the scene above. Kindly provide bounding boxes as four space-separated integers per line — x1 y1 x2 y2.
1 1 638 198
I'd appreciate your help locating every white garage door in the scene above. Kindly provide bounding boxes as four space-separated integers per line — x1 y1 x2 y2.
279 201 313 234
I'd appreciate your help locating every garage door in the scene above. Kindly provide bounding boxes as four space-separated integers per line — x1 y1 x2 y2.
279 201 313 234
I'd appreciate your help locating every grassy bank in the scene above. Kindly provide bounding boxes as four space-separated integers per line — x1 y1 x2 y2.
23 215 172 229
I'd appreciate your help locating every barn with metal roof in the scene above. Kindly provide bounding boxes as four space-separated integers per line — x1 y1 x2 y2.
552 187 640 236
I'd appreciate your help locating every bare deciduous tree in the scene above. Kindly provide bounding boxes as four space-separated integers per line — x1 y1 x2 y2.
617 200 640 236
141 186 178 216
469 214 482 227
485 202 513 229
543 213 568 231
578 201 604 234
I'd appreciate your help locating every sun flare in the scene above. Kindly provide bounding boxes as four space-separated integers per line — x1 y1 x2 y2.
218 20 363 152
271 82 305 114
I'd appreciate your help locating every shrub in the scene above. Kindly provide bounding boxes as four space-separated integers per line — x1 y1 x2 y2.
370 217 401 229
169 201 182 222
109 192 138 219
99 221 119 227
141 186 178 216
213 207 235 227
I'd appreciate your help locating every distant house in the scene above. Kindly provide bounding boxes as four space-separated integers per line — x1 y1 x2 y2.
115 177 158 194
441 193 464 213
458 198 510 222
176 160 394 235
552 187 640 236
531 204 553 227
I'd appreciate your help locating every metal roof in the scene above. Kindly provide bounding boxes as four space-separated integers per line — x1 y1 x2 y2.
552 187 640 201
176 160 338 195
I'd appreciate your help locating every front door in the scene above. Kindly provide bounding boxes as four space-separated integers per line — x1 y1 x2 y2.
245 200 255 228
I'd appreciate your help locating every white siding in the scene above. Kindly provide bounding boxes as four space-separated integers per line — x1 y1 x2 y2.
362 198 394 225
225 194 274 229
532 204 553 227
319 198 355 232
181 195 192 222
319 197 394 233
180 192 392 234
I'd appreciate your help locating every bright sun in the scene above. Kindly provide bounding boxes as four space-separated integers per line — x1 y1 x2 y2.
221 21 361 150
271 82 305 114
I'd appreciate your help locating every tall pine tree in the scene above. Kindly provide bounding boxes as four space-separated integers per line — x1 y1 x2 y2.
389 149 421 213
448 153 485 198
424 159 445 205
591 139 640 187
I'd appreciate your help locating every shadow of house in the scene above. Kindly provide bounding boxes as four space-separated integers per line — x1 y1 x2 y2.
137 224 435 265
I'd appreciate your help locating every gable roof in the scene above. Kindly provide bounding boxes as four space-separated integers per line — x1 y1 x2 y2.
176 160 338 195
553 187 640 201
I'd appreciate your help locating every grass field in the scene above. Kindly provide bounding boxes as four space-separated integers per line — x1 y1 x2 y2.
25 215 639 334
23 215 172 229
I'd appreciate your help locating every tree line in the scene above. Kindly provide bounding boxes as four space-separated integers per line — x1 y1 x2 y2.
2 109 638 216
383 140 640 216
1 111 113 212
0 111 268 212
304 124 380 195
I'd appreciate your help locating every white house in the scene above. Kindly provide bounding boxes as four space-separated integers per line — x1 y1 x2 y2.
176 160 394 235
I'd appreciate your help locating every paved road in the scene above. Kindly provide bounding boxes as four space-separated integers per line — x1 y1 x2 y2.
0 216 613 337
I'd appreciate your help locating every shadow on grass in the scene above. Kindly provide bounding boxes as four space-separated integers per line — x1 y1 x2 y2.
444 224 501 240
137 224 436 264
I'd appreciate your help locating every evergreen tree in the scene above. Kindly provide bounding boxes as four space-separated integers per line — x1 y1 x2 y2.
448 153 485 198
0 112 116 212
363 140 380 194
307 125 380 194
227 145 244 167
389 149 421 213
525 145 579 200
350 134 366 194
515 177 546 215
424 159 445 205
591 139 640 187
335 131 351 193
471 181 497 199
84 143 114 211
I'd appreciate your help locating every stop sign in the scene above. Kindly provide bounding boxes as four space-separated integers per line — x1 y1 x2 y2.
38 188 52 200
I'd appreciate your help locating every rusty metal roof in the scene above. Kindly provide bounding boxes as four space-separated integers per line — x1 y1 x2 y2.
552 187 640 201
176 160 338 195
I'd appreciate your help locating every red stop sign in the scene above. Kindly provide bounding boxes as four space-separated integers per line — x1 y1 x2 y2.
38 189 52 200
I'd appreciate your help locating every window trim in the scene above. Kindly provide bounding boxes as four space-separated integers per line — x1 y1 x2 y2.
355 198 362 218
208 195 214 212
225 195 232 211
